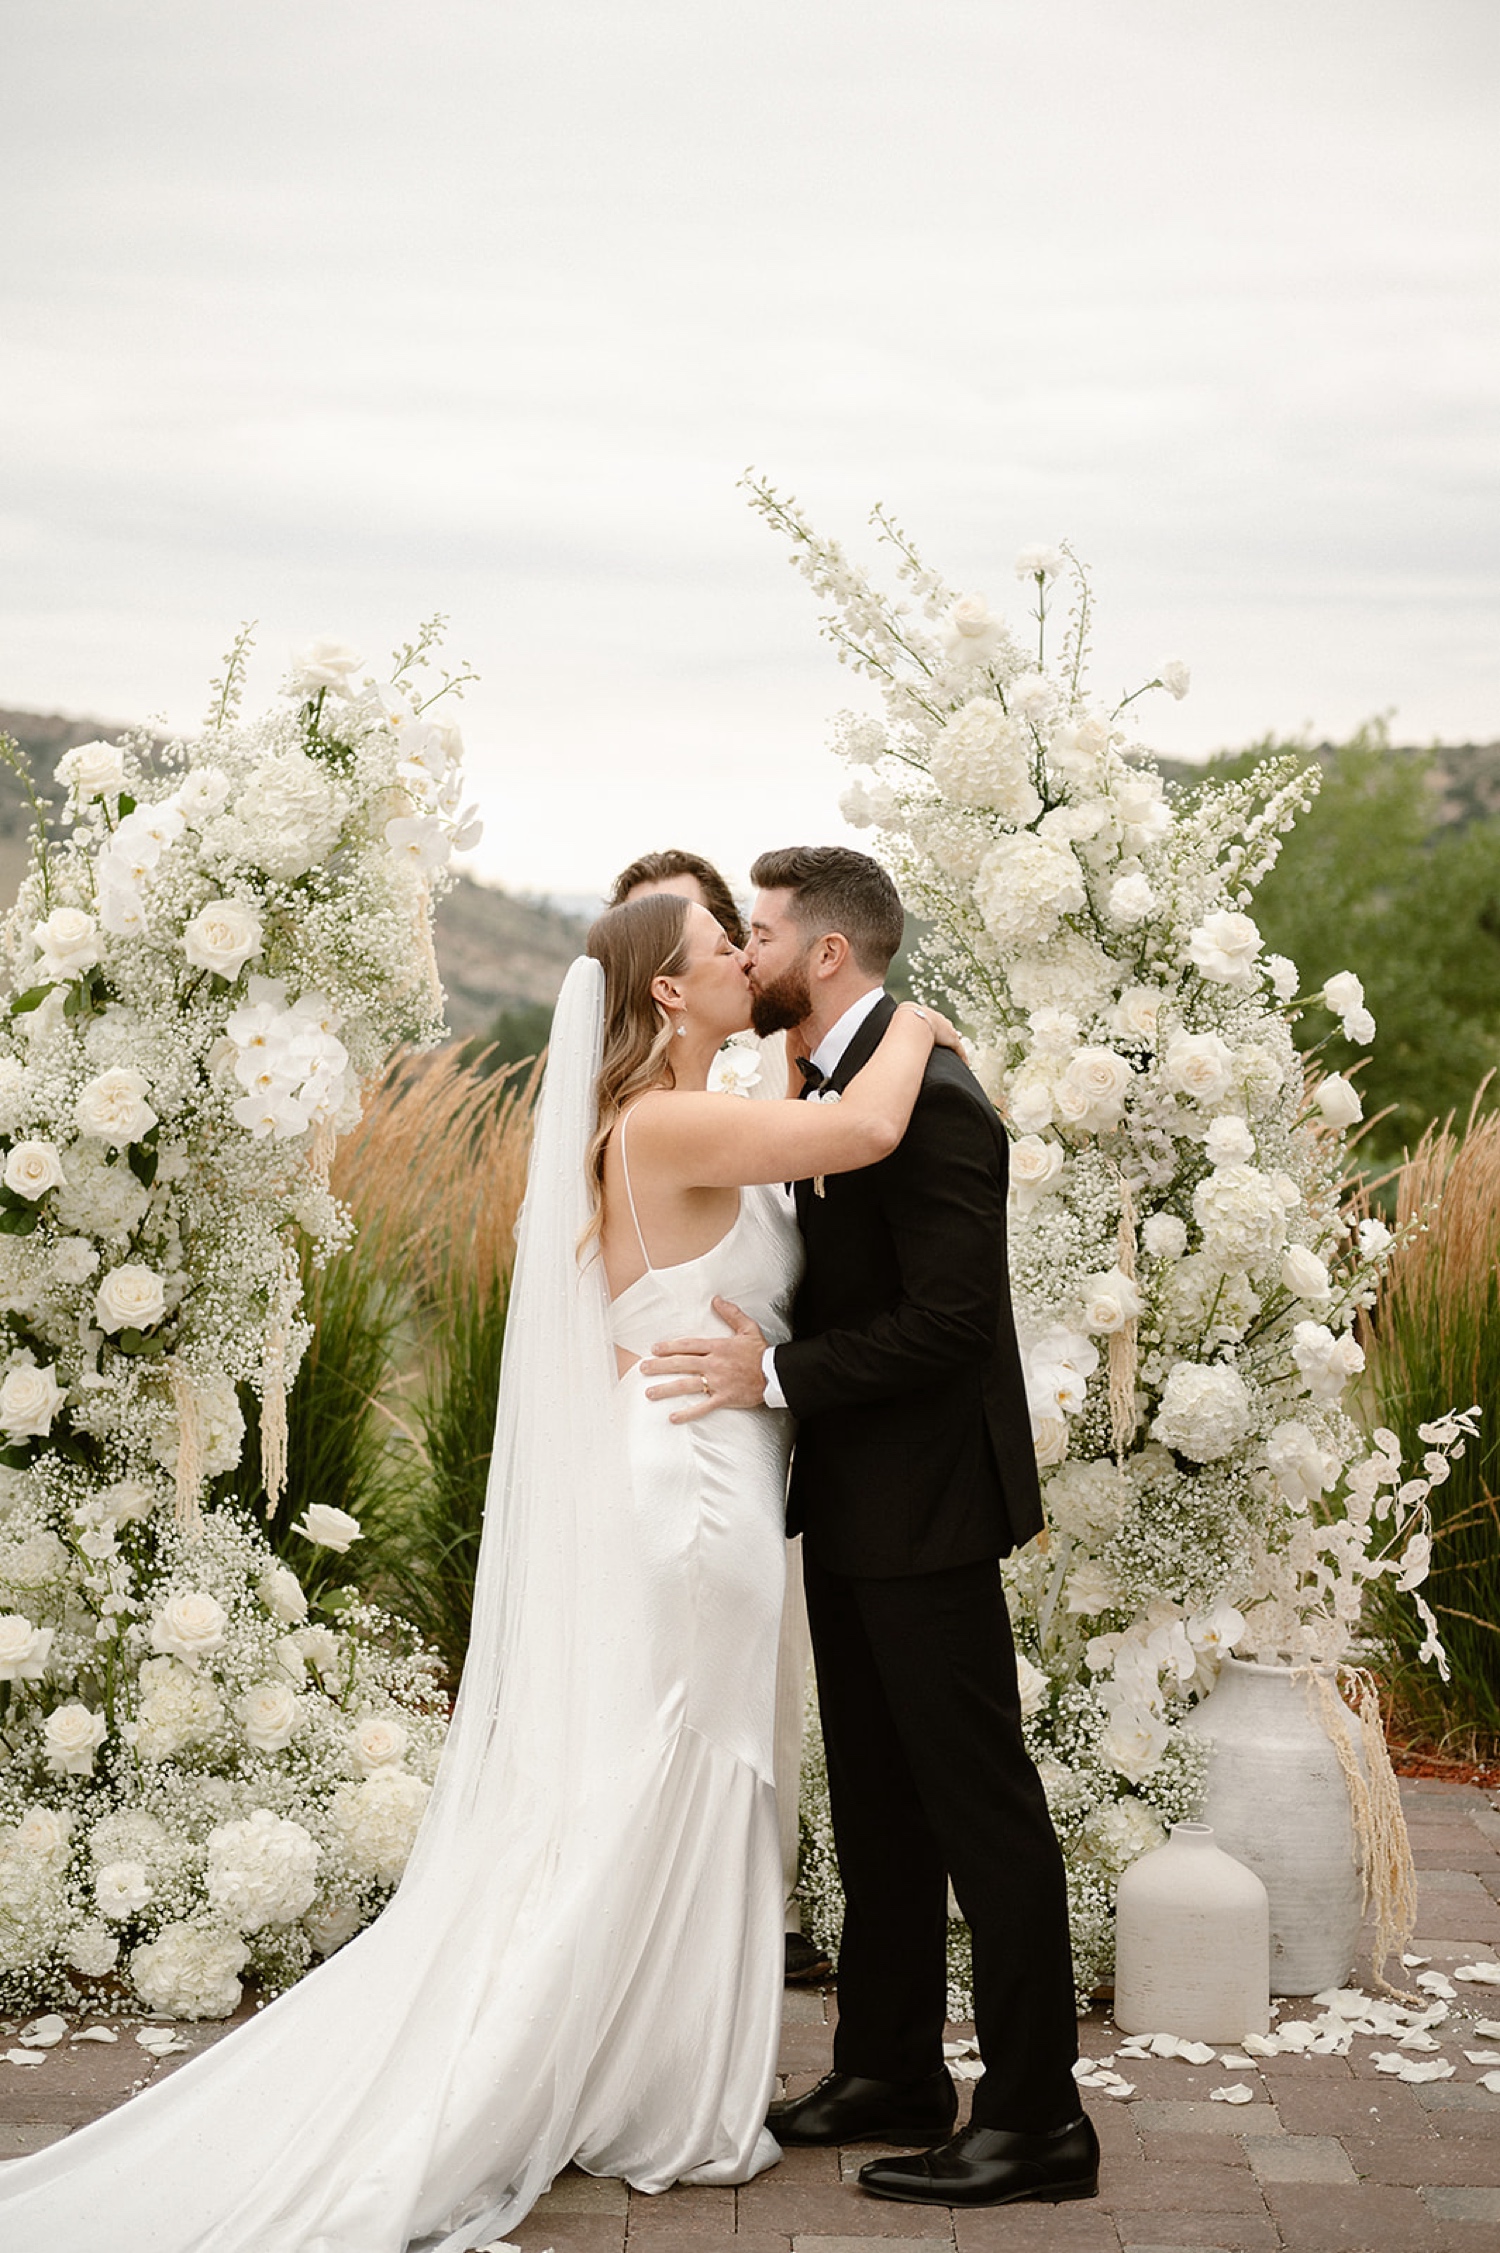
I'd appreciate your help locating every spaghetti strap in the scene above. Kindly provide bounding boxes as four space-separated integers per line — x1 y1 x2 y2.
616 1102 654 1273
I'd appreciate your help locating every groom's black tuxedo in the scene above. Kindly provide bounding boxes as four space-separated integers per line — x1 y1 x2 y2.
774 992 1079 2137
777 995 1042 1578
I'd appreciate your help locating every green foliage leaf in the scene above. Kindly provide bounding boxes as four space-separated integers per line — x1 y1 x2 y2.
127 1143 159 1187
8 984 53 1016
0 1206 39 1236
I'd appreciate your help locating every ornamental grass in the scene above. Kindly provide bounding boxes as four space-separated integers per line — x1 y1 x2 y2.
1362 1093 1500 1749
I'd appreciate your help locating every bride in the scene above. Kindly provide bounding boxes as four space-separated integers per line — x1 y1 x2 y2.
0 888 954 2252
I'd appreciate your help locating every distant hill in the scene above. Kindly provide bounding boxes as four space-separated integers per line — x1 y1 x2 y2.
0 707 588 1037
1159 736 1500 826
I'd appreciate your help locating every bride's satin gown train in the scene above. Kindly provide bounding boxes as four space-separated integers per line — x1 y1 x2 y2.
0 1178 801 2252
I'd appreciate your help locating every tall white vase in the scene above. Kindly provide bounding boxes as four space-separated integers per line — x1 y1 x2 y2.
1182 1656 1364 1996
1114 1822 1270 2040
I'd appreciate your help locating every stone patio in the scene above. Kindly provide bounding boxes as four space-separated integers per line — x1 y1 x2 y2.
4 1777 1499 2250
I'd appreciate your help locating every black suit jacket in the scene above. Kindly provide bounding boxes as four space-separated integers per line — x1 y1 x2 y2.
777 994 1043 1579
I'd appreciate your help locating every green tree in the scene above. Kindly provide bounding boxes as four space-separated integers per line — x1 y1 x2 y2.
1197 728 1500 1162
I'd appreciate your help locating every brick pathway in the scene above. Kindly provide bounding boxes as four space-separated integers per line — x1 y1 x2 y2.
3 1778 1498 2250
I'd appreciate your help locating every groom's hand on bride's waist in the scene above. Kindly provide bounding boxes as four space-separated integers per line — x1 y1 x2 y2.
642 1298 770 1423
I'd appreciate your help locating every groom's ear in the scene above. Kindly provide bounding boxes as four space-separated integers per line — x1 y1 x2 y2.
810 932 852 980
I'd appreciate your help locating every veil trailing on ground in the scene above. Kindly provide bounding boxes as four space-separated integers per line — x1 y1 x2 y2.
0 954 677 2253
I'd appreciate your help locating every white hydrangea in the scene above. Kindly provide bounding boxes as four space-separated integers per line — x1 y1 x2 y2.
1151 1362 1253 1463
130 1920 250 2019
204 1809 319 1932
233 753 344 881
974 832 1086 947
330 1768 430 1886
1191 1165 1288 1272
929 698 1041 823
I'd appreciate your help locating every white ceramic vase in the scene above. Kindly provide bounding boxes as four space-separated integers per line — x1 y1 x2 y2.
1114 1822 1270 2040
1182 1655 1365 1996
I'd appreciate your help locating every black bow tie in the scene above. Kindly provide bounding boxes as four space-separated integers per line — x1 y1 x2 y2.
796 1056 826 1096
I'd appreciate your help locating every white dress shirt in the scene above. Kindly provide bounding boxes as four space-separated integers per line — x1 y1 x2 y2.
761 988 887 1410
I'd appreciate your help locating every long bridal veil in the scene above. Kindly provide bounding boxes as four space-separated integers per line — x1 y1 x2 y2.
1 957 677 2253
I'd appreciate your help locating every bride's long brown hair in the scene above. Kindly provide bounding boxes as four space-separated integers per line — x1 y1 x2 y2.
581 892 692 1253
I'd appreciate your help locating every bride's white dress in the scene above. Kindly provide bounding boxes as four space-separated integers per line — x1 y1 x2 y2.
0 965 802 2253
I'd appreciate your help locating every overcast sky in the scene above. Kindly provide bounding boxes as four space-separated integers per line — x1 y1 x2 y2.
3 1 1496 899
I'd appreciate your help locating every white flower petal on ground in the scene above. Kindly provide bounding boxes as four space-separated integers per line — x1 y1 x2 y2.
1210 2083 1255 2104
1454 1962 1500 1986
17 2015 67 2048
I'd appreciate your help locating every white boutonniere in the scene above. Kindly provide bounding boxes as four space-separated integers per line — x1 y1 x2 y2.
707 1041 762 1097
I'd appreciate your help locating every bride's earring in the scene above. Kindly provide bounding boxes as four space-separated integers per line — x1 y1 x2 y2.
675 1015 688 1038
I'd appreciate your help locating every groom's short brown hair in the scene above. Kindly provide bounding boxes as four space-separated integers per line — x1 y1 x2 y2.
750 846 904 977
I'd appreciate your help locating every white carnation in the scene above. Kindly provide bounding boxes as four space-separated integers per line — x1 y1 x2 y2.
1141 1212 1188 1261
1014 545 1066 581
1188 909 1262 987
133 1655 224 1762
1152 1361 1252 1463
1265 953 1299 1003
1106 873 1156 927
1204 1116 1255 1168
52 1235 99 1284
1266 1420 1334 1507
1158 658 1191 700
95 1860 152 1919
65 1922 120 1976
1291 1320 1365 1403
1322 971 1376 1045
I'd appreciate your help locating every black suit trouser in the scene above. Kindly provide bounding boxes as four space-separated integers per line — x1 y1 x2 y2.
803 1551 1079 2133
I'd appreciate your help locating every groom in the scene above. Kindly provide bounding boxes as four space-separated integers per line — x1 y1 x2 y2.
643 845 1096 2209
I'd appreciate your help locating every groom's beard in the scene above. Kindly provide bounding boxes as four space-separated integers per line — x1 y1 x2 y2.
748 963 813 1040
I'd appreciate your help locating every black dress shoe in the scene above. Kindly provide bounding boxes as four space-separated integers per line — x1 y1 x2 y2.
767 2068 957 2147
783 1932 834 1986
858 2114 1100 2205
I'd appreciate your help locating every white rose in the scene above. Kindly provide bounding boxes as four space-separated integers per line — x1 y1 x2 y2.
95 1860 152 1919
294 1503 362 1553
942 593 1007 666
43 1702 107 1775
55 740 126 798
1163 1029 1235 1107
1187 909 1262 987
1315 1075 1363 1129
74 1068 158 1145
16 1805 72 1864
1079 1266 1144 1335
1106 873 1156 927
1281 1245 1332 1301
1158 658 1191 700
235 1680 300 1754
1100 1705 1170 1782
1204 1116 1255 1168
0 1614 54 1680
32 907 100 982
1322 971 1376 1045
3 1141 66 1200
1141 1213 1188 1261
257 1563 308 1625
94 1263 167 1336
286 1624 340 1677
1031 1415 1070 1467
182 900 263 980
1151 1361 1252 1463
1014 1654 1050 1716
0 1363 66 1438
287 637 363 698
150 1590 228 1669
349 1713 409 1774
1114 985 1164 1043
1009 1135 1065 1213
1055 1047 1132 1134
